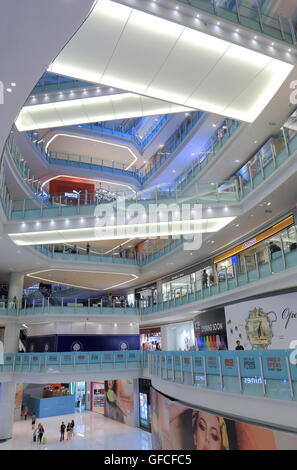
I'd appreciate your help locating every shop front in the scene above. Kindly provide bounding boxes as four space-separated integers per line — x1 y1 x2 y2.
193 309 228 351
135 283 157 308
162 321 195 351
140 327 161 350
214 215 296 279
161 260 213 302
90 382 105 414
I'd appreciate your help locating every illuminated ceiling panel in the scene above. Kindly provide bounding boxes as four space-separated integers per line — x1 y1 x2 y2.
8 217 236 246
15 93 190 131
45 0 294 123
26 269 138 291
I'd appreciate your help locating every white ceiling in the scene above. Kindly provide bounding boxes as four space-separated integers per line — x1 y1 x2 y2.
15 92 191 131
45 0 294 123
42 130 144 169
8 216 236 246
26 269 138 291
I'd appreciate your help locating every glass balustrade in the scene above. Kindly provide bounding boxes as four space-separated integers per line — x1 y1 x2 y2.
31 237 184 266
1 227 297 317
175 119 240 190
1 349 297 403
177 0 296 44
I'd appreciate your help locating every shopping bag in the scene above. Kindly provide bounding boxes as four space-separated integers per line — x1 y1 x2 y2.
42 437 47 445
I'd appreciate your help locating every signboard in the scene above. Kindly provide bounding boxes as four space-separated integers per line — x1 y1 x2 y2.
225 292 297 350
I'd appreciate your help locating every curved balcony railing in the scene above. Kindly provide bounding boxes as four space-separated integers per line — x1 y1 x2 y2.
1 232 297 319
72 114 172 150
177 0 296 44
1 349 297 403
143 237 297 314
175 118 240 191
33 238 184 266
141 111 205 182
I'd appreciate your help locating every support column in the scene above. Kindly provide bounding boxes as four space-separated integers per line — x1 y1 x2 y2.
0 381 16 440
3 323 20 353
8 272 24 306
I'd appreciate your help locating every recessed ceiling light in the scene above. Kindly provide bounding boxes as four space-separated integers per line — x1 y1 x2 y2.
212 123 217 127
175 5 179 10
235 29 239 33
172 170 176 173
235 159 240 163
288 49 292 52
6 88 12 92
196 14 200 18
11 82 16 87
217 22 220 25
271 42 274 46
254 36 257 40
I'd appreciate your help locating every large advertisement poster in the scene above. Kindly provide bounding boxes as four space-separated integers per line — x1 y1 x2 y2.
151 388 297 450
225 292 297 350
104 380 134 427
194 309 228 351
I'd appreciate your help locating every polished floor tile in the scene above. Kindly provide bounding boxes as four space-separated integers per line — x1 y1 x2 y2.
0 411 152 450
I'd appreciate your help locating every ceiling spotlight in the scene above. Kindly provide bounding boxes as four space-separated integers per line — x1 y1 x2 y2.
175 5 179 9
196 14 200 18
212 123 217 127
6 88 12 92
271 42 274 46
288 49 292 52
11 82 16 87
172 169 176 173
217 21 220 25
235 29 239 33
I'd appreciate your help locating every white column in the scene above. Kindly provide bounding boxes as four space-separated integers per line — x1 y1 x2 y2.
0 381 16 440
161 325 168 351
3 323 20 353
8 272 24 304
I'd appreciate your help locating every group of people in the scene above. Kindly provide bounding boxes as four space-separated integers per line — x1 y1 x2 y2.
29 412 75 445
59 420 75 441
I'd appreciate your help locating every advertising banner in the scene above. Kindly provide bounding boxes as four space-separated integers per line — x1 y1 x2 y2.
104 379 135 427
151 387 297 450
194 308 228 351
225 292 297 350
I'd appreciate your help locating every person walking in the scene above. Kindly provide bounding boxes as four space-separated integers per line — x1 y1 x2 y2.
23 406 28 421
235 340 244 350
37 423 44 445
60 421 66 441
86 242 90 255
70 419 75 438
66 422 71 440
202 269 208 289
32 427 38 444
31 413 36 430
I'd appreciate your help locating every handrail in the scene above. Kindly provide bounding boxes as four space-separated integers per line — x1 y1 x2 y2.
177 0 296 45
1 235 297 317
32 238 184 266
1 349 297 403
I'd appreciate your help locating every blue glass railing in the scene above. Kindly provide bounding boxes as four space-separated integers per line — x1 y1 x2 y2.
33 239 184 266
73 114 172 150
1 349 297 402
142 244 297 314
177 0 296 44
147 349 297 401
175 118 240 190
141 111 205 182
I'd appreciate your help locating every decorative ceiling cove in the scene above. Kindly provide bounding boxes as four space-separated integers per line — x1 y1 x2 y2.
15 0 294 130
43 0 293 123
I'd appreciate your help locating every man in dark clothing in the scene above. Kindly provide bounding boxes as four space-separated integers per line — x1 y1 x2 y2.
235 340 244 350
60 421 66 441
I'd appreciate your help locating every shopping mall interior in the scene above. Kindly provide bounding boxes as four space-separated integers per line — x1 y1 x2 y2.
1 0 297 452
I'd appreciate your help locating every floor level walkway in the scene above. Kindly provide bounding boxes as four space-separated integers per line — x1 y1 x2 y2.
0 411 152 450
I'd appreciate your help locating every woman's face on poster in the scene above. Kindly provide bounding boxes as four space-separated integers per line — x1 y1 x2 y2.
194 411 222 450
